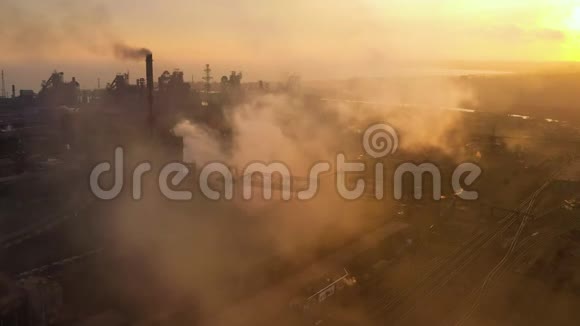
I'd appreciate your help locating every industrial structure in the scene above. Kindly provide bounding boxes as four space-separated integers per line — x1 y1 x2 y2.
1 52 580 326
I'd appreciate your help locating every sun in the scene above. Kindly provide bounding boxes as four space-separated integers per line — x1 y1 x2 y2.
566 6 580 31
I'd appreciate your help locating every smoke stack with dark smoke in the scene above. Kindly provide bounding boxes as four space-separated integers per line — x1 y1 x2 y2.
112 43 154 132
113 42 151 61
146 53 154 132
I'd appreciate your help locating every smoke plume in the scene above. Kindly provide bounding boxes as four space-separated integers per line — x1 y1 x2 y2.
0 0 148 61
113 43 152 61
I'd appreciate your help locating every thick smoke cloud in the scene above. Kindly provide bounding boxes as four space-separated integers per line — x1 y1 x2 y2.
149 84 473 323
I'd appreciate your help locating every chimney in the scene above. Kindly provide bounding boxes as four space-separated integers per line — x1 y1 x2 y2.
11 85 15 98
146 54 154 132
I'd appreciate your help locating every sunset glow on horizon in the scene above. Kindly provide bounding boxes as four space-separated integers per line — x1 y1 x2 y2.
1 0 580 88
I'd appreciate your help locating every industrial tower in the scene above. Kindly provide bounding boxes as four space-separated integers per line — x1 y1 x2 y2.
1 70 5 98
203 64 212 93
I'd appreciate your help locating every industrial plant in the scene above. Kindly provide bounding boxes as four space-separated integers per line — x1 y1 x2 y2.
2 2 580 326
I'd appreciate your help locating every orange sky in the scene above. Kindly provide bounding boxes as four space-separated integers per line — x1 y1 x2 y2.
1 0 580 88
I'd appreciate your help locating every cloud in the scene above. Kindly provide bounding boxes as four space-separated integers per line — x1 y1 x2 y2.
481 24 567 43
534 28 567 41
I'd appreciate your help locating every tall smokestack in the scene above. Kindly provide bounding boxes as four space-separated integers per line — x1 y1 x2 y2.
146 53 154 133
1 70 5 98
11 85 15 98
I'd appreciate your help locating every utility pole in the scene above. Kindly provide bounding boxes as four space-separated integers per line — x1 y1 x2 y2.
202 64 212 93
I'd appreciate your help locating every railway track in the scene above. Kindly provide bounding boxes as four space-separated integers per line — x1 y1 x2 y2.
16 247 103 280
451 160 575 325
0 199 95 250
454 226 570 325
435 228 563 326
369 175 557 325
453 186 545 326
